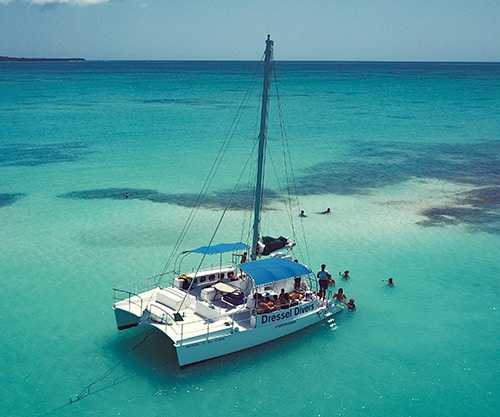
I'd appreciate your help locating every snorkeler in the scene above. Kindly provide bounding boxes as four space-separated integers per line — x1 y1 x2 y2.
340 270 350 279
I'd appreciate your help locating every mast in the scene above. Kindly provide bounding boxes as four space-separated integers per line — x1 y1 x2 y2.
251 35 274 261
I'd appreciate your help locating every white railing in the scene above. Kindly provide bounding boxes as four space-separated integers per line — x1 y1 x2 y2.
112 288 144 312
145 302 252 345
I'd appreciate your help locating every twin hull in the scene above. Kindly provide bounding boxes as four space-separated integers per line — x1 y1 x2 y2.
114 299 335 367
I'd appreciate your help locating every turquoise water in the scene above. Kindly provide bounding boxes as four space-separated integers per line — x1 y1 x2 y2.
1 61 499 417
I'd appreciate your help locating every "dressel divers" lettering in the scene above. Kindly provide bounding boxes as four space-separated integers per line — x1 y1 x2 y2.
260 303 315 325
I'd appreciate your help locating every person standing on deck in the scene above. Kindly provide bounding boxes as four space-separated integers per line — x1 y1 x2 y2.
233 252 247 278
317 264 331 300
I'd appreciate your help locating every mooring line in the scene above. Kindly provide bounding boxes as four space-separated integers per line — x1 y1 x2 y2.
69 328 156 404
38 328 179 416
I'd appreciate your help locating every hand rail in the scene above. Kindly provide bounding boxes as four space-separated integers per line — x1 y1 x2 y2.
113 288 143 313
145 300 253 346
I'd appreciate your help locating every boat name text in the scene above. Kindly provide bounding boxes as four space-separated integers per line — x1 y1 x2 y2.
261 303 315 324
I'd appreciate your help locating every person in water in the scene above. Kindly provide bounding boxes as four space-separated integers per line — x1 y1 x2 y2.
341 270 350 279
347 298 356 311
333 288 347 304
382 277 395 286
322 208 331 214
317 264 331 300
299 210 307 217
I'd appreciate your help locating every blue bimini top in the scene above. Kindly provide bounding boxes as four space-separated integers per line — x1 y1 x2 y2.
239 257 311 286
184 242 249 256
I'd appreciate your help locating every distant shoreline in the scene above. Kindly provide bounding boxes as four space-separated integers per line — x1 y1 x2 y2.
0 56 85 62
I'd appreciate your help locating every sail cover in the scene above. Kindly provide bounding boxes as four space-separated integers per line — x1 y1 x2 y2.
185 242 249 255
258 236 292 256
239 257 311 285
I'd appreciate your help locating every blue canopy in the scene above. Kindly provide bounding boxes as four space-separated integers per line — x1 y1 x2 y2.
239 257 311 285
185 242 249 256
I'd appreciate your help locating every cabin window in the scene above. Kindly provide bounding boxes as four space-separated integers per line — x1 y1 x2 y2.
209 274 215 281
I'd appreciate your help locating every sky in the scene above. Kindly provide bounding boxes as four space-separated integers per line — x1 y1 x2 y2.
0 0 499 61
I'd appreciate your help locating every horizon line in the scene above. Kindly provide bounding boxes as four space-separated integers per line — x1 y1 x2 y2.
2 57 499 64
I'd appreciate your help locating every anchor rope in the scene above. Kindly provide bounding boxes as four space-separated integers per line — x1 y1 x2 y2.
38 329 176 416
69 329 156 405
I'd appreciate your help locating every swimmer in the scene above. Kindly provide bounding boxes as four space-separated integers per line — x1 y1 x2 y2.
340 270 350 279
299 210 307 217
382 277 395 286
333 288 347 304
322 207 331 214
347 298 356 311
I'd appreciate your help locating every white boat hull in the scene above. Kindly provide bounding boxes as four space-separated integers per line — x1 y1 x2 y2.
114 291 342 367
174 305 334 367
114 308 139 330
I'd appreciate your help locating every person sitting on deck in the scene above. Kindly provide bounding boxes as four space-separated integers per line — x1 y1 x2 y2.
267 296 278 311
278 288 290 309
256 293 277 314
258 297 277 313
288 291 303 305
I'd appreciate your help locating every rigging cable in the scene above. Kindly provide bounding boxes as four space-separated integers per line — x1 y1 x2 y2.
273 67 312 267
162 55 266 275
178 135 260 309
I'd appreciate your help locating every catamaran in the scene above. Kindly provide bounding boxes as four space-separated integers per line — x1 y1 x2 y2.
112 36 344 367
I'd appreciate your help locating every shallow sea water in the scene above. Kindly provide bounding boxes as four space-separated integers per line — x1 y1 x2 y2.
0 60 499 417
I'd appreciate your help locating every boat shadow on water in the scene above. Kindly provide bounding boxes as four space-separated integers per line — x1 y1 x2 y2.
107 315 342 380
64 311 348 409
